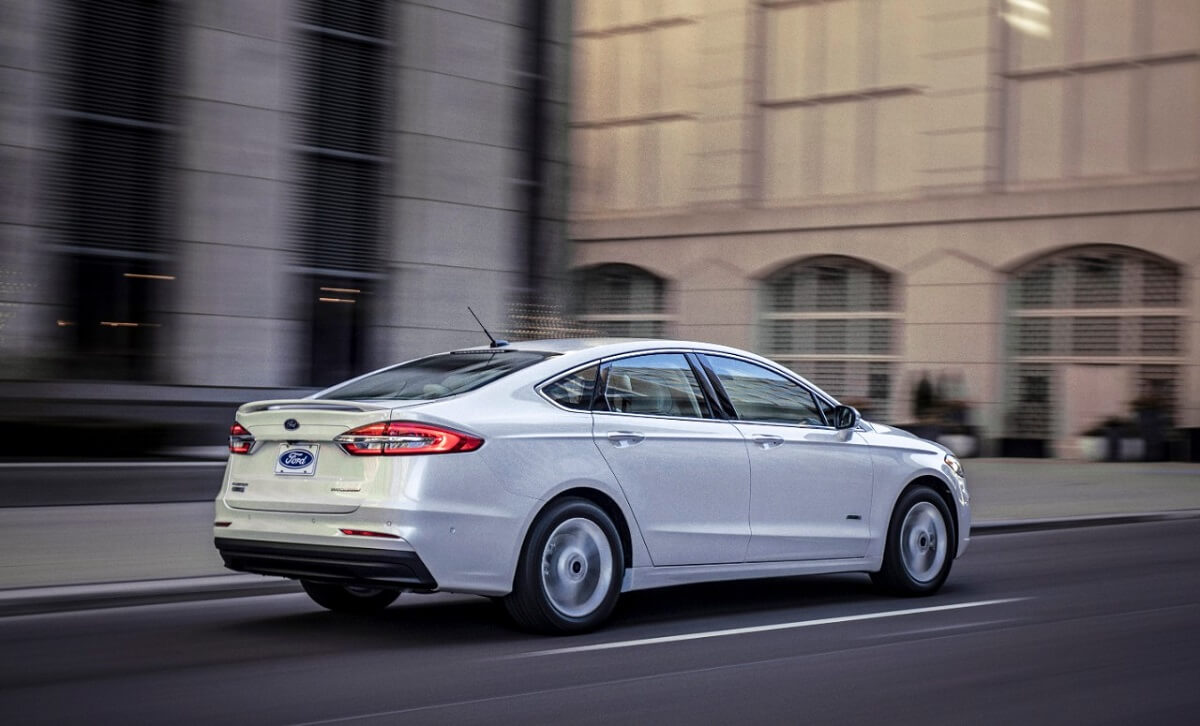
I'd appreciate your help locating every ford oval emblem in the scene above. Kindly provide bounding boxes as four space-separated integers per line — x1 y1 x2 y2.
278 449 314 469
284 418 300 431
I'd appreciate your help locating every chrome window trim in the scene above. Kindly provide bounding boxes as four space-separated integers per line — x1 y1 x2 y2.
534 346 867 431
695 352 844 432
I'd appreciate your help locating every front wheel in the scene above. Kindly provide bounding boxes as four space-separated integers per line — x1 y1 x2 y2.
504 498 625 634
301 581 400 613
872 486 955 596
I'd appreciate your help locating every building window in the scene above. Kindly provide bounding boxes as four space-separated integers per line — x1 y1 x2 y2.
48 0 177 380
1005 0 1200 181
292 0 390 385
571 4 697 212
760 256 898 420
1006 245 1186 438
577 264 671 337
761 0 923 200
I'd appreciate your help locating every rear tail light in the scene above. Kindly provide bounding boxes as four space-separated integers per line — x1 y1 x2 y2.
334 422 483 456
229 422 255 454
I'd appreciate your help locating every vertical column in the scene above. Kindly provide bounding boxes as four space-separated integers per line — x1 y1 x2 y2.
901 247 1005 448
384 1 528 358
174 1 295 386
0 0 51 377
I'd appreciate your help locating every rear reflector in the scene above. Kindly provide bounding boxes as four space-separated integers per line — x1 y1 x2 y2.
334 422 483 456
229 422 254 454
339 528 400 539
214 521 232 527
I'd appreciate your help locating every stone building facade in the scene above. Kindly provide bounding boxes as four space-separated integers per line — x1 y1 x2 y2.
569 0 1200 454
0 0 570 393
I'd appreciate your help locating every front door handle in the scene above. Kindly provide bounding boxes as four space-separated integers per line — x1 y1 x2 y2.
751 433 784 449
606 431 645 448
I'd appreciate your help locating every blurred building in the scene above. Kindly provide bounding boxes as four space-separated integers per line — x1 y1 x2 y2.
0 0 570 397
569 0 1200 454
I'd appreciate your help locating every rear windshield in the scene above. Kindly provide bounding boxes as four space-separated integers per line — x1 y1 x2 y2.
316 351 556 401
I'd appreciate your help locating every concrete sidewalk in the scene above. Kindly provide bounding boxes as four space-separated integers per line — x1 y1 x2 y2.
1 459 1198 613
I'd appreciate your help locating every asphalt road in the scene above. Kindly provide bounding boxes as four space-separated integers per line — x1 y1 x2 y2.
2 519 1198 725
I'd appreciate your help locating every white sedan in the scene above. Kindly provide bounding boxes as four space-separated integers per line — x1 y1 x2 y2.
214 339 970 633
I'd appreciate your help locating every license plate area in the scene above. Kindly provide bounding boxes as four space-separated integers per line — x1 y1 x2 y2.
274 444 320 476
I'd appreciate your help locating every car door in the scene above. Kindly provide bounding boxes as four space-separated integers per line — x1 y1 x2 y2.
592 352 751 566
699 354 874 562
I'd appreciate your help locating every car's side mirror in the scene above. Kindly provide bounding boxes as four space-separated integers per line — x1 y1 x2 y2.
831 405 860 430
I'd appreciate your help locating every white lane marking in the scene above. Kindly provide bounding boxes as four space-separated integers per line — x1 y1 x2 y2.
863 618 1016 639
0 461 225 469
517 598 1028 658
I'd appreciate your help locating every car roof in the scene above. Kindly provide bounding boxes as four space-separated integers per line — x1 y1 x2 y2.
451 338 758 359
446 338 842 406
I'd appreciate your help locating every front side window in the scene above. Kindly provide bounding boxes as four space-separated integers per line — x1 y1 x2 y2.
702 355 826 426
317 351 554 400
603 354 711 419
542 365 598 411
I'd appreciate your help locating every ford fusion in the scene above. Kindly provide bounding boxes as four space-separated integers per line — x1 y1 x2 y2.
214 339 970 633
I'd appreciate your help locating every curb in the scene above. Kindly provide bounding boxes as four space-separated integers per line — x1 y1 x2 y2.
0 574 299 617
4 510 1200 617
971 509 1200 535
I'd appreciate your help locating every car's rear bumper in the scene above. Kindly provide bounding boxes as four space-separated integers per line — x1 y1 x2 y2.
214 537 438 591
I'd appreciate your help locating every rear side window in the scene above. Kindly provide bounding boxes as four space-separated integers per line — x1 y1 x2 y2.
603 353 713 419
542 365 598 411
317 351 554 401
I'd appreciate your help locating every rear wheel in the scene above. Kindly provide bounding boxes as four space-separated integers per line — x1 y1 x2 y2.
504 498 624 634
301 581 400 613
872 486 955 596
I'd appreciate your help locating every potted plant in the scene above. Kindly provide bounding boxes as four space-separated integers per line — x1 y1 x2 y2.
1130 392 1169 461
937 422 978 458
1078 420 1112 461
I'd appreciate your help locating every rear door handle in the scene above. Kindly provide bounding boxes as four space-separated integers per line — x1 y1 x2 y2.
606 431 645 448
751 434 784 449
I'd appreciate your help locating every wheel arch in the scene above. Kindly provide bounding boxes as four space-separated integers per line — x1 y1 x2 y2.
539 487 635 570
895 474 959 553
503 486 635 599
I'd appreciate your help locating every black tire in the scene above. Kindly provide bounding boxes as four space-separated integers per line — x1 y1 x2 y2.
872 485 956 596
301 581 400 613
503 498 625 634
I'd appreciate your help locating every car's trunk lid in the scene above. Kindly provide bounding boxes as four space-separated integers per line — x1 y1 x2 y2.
224 399 415 514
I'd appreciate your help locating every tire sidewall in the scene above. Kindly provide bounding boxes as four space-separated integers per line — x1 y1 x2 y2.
517 498 625 632
883 486 956 594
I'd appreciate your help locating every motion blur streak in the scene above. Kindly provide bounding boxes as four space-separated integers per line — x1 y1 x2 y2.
1 520 1198 725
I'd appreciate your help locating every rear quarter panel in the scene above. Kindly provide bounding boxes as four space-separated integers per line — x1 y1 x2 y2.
427 383 654 571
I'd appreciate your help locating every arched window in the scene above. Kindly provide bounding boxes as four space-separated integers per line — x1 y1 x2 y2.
577 264 671 337
760 256 898 419
1006 245 1185 439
